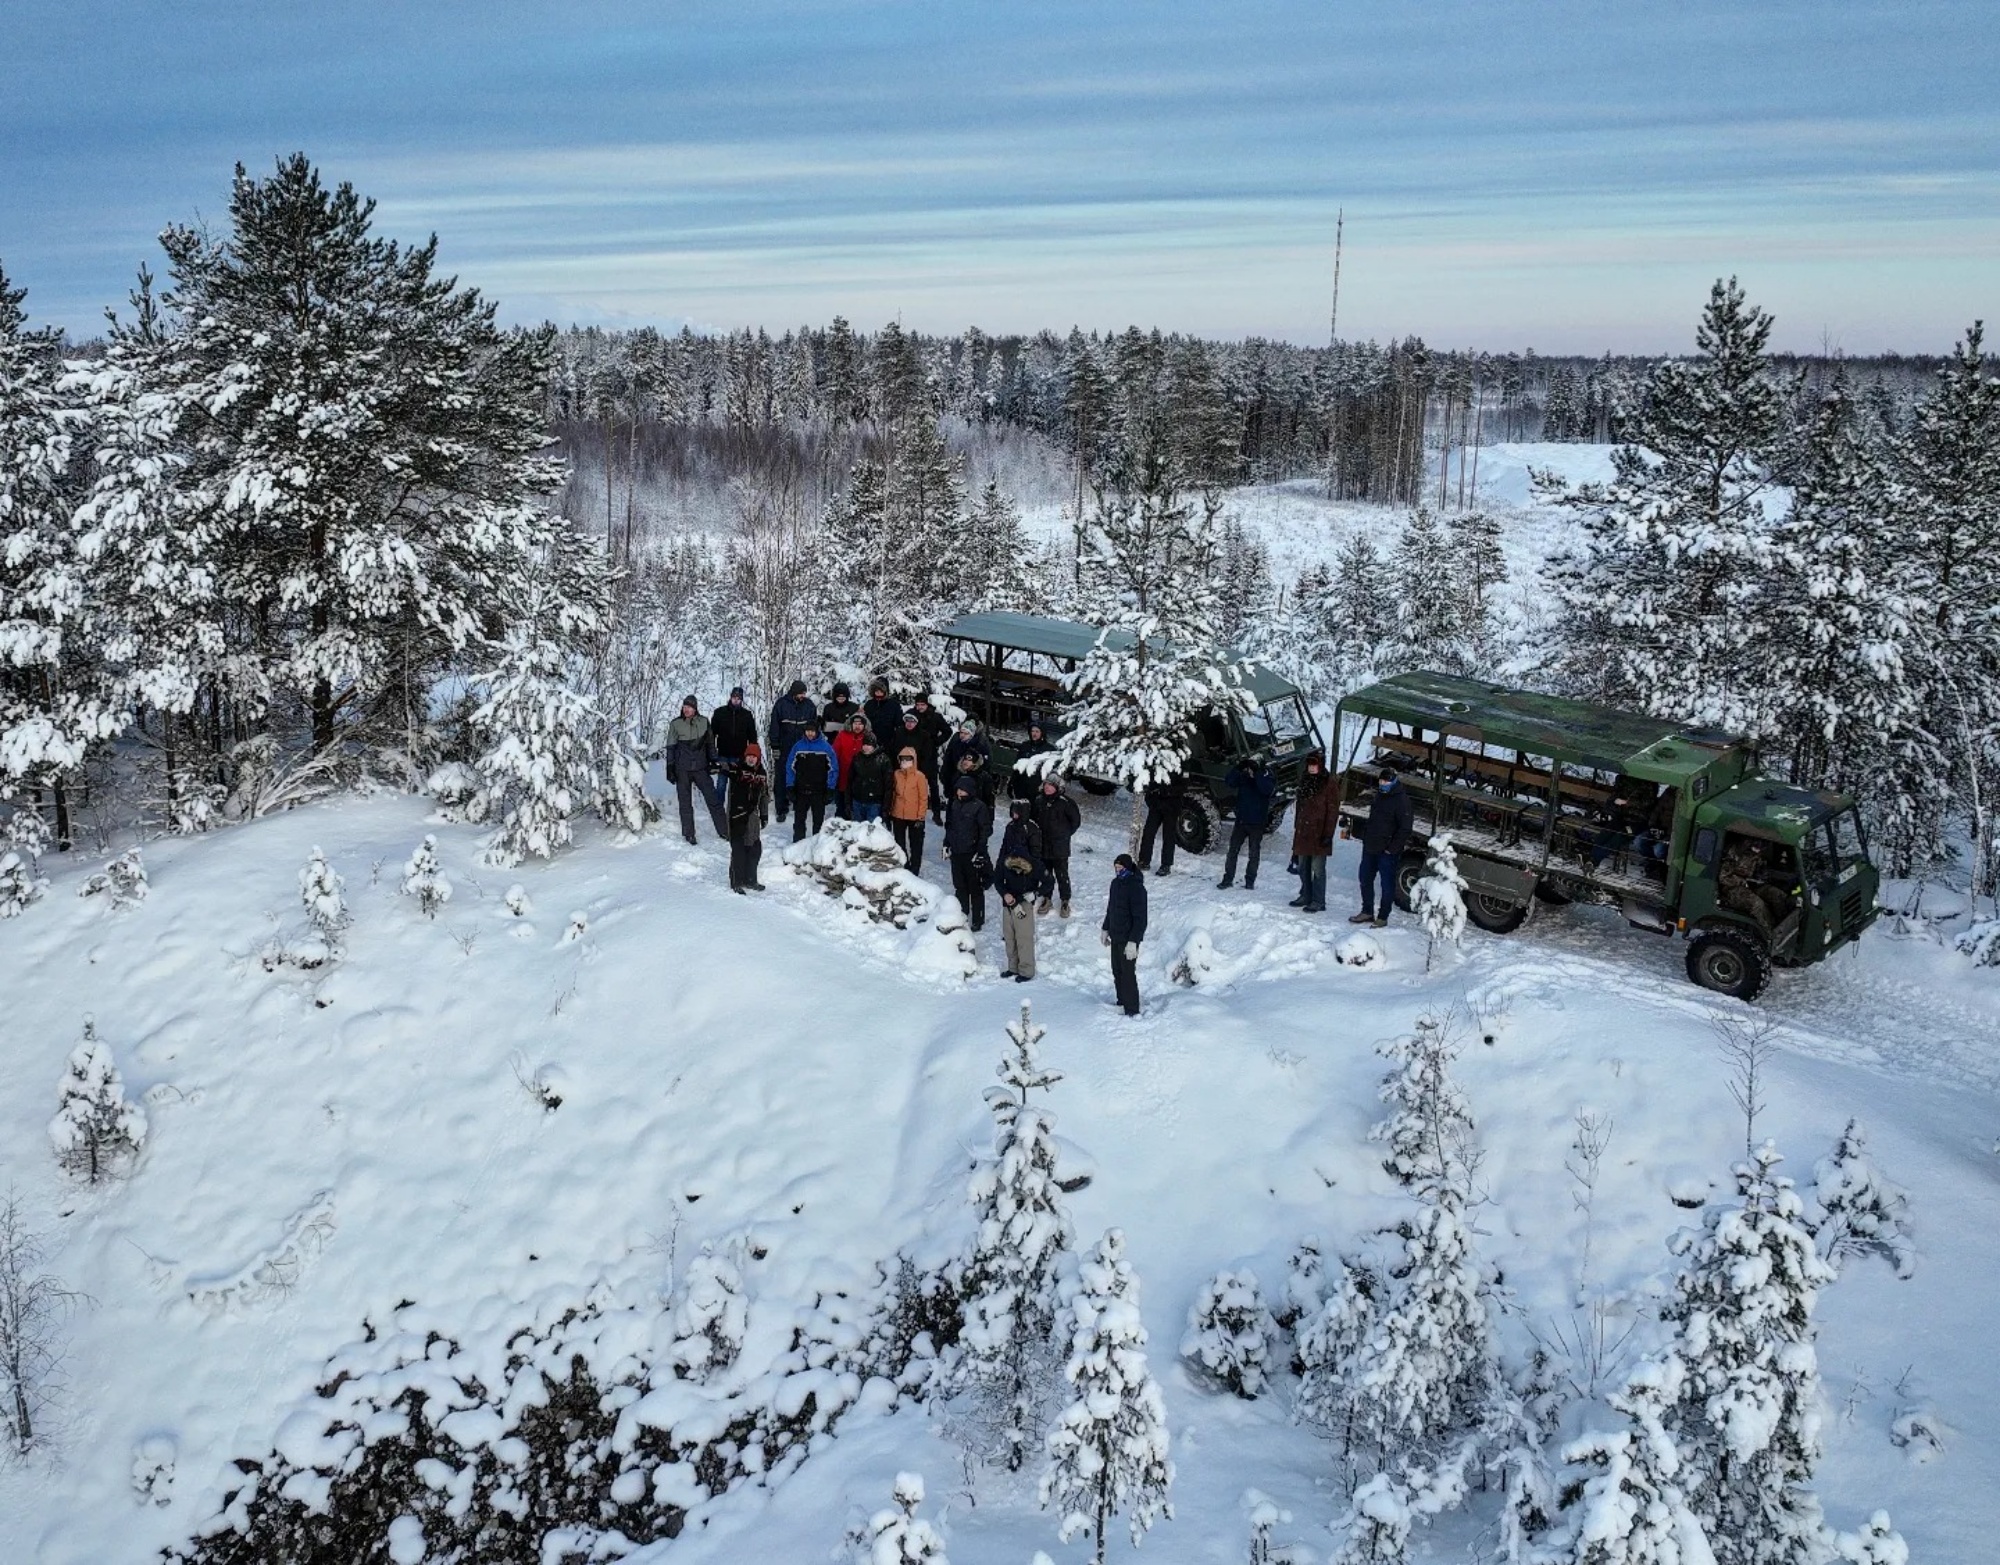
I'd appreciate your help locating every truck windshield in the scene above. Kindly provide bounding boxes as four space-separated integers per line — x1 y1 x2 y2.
1826 809 1868 875
1241 695 1312 750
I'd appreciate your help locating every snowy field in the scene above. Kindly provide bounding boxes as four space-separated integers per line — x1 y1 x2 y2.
2 756 1996 1561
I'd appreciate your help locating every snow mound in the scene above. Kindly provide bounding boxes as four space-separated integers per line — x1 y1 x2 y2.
1334 932 1386 968
1167 917 1327 991
782 818 938 929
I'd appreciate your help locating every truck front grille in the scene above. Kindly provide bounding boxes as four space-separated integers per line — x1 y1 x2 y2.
1840 888 1866 930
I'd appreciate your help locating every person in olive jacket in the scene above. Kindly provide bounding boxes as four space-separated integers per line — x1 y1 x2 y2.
847 733 892 823
1101 854 1148 1016
710 686 758 763
1030 775 1082 916
664 695 727 844
1351 766 1415 927
1288 750 1339 913
767 680 818 821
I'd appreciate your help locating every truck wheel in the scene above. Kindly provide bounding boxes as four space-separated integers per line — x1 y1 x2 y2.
1077 777 1118 797
1174 796 1219 855
1465 891 1528 934
1262 802 1289 838
1686 928 1771 1001
1392 853 1426 913
1532 880 1574 906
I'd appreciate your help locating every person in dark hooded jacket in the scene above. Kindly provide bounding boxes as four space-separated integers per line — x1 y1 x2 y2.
725 742 770 892
710 687 758 763
1102 854 1147 1015
907 694 952 822
944 775 994 930
1216 754 1278 890
1009 720 1054 802
994 800 1048 981
862 680 904 757
784 720 838 841
1031 775 1082 916
768 680 818 820
820 681 860 733
847 734 892 822
1138 771 1186 875
1351 766 1415 926
942 720 990 788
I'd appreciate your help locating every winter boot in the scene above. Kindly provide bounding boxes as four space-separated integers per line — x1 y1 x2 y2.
1348 910 1374 924
1371 915 1389 928
1036 896 1052 916
1059 901 1072 918
1289 895 1308 907
1216 877 1232 889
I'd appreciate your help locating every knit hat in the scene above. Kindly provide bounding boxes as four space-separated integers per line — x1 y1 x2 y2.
804 718 822 734
788 679 807 697
681 694 698 710
1114 853 1138 873
1009 798 1028 817
729 685 745 700
832 681 850 699
954 777 975 797
743 741 762 762
902 711 918 725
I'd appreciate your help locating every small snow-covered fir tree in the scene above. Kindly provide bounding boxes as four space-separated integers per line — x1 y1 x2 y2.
1833 1513 1908 1565
1486 1367 1564 1565
1278 1234 1328 1333
1180 1269 1275 1398
1661 1143 1835 1565
401 836 452 918
1388 508 1474 676
670 1250 747 1383
1560 1357 1715 1565
1294 1257 1380 1452
1327 1474 1412 1565
1041 1228 1174 1565
1810 1120 1915 1279
78 847 147 909
1410 834 1468 972
959 1002 1075 1470
298 847 347 941
853 1472 948 1565
1371 1013 1476 1197
0 810 50 918
48 1019 148 1183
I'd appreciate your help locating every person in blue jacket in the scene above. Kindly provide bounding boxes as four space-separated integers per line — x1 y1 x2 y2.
1216 754 1278 891
784 719 839 841
768 680 819 822
1102 853 1148 1016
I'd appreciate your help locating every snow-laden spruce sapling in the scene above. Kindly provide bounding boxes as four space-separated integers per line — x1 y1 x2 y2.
849 1471 949 1565
1371 1011 1477 1198
1326 1473 1412 1565
670 1249 747 1383
1243 1490 1307 1565
49 1019 148 1184
1811 1119 1915 1279
1661 1142 1838 1565
1483 1356 1564 1565
1180 1269 1275 1398
298 846 347 949
1041 1228 1173 1565
503 884 531 918
1276 1234 1326 1334
1409 832 1467 972
0 1194 85 1456
957 1000 1074 1472
1559 1356 1712 1565
1834 1512 1908 1565
1294 1257 1380 1453
400 835 451 918
78 847 147 910
0 809 51 918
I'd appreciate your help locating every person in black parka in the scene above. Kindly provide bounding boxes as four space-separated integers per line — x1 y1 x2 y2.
1217 754 1278 890
724 742 770 892
944 775 995 931
1138 771 1186 876
862 679 904 760
1351 765 1415 926
908 694 953 823
711 686 758 763
767 680 819 820
1031 775 1082 916
1102 853 1148 1016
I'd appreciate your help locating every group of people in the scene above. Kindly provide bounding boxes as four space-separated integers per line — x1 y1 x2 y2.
653 677 1148 1014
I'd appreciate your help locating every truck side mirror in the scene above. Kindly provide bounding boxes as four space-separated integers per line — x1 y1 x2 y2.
1693 828 1718 866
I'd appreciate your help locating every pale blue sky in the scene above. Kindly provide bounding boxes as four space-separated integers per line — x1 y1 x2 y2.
4 1 1994 350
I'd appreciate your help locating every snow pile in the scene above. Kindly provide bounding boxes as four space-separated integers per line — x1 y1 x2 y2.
1168 917 1327 990
1334 931 1386 967
783 818 940 929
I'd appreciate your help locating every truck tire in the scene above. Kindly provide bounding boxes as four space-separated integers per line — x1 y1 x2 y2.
1392 852 1426 913
1686 927 1771 1001
1077 777 1118 797
1532 880 1574 906
1174 796 1220 855
1465 890 1529 934
1263 802 1289 838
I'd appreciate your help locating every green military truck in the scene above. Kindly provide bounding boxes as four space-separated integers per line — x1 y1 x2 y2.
1331 671 1881 999
937 611 1324 852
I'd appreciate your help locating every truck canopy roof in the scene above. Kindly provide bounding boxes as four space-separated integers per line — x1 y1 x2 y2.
938 611 1304 705
1338 671 1745 783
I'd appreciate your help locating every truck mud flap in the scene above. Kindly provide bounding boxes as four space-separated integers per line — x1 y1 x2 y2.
1621 897 1673 933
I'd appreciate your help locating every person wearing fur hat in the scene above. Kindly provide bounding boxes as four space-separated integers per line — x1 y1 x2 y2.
821 680 860 733
711 686 758 763
888 746 931 872
664 695 727 844
862 679 904 757
768 679 818 822
1102 854 1148 1016
784 718 838 841
995 800 1048 982
725 742 770 892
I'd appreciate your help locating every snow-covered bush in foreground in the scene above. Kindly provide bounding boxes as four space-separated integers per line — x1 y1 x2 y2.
1811 1120 1915 1278
1834 1512 1909 1565
298 847 347 944
1041 1229 1173 1565
1372 1012 1476 1197
670 1250 748 1383
783 818 940 928
849 1472 949 1564
0 809 51 918
1559 1356 1712 1565
1180 1269 1276 1398
1952 917 2000 966
400 836 451 918
1334 931 1385 968
78 847 147 909
49 1019 148 1183
1410 832 1467 971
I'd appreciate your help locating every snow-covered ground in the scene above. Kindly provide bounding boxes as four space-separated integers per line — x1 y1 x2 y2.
3 757 1996 1562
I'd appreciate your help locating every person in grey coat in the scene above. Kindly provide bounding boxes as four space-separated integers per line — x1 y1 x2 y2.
664 694 727 843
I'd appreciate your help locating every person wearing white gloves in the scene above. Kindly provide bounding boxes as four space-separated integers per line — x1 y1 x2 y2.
1101 852 1148 1017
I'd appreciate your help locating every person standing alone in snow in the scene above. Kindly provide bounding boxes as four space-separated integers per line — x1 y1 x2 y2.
1102 854 1148 1016
995 800 1048 982
944 775 994 931
1031 775 1082 916
767 680 818 822
888 746 930 872
665 695 727 844
1289 750 1337 912
1216 753 1277 890
785 719 838 841
1351 766 1414 927
725 742 769 892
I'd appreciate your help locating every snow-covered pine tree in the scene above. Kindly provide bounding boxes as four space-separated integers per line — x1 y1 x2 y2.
48 1018 148 1183
1180 1269 1276 1398
1833 1513 1908 1565
1542 279 1785 728
0 265 112 845
1446 509 1507 657
1323 534 1395 694
401 835 452 918
1387 508 1472 676
1370 1013 1476 1197
1559 1356 1715 1565
298 847 347 942
1410 833 1468 971
853 1472 949 1565
1485 1359 1565 1565
0 809 51 918
968 479 1040 614
1039 419 1252 838
1165 337 1244 500
959 1001 1074 1471
1041 1228 1174 1565
1810 1120 1915 1279
1293 1257 1381 1454
1660 1143 1835 1565
1278 1234 1328 1333
1327 1474 1412 1565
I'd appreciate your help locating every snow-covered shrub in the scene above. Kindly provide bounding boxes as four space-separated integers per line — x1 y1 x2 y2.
1294 1257 1380 1444
1334 931 1385 968
1041 1229 1174 1564
1180 1269 1275 1398
0 808 51 917
298 847 347 941
1835 1513 1908 1565
1560 1356 1711 1565
78 847 147 909
49 1018 148 1183
400 835 451 918
1276 1234 1327 1333
1371 1012 1476 1197
1244 1490 1308 1565
670 1250 747 1383
1483 1362 1563 1565
1661 1142 1837 1565
425 761 482 821
1410 832 1467 970
132 1435 177 1506
850 1472 948 1564
1811 1120 1915 1278
956 1001 1074 1471
1953 918 2000 965
1327 1473 1411 1565
503 883 531 918
782 818 939 928
560 909 588 943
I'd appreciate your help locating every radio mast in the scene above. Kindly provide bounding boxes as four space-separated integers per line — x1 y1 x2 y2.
1328 208 1344 346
